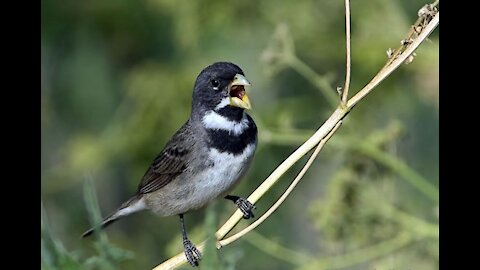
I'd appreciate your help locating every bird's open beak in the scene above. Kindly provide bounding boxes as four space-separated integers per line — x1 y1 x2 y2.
229 74 252 110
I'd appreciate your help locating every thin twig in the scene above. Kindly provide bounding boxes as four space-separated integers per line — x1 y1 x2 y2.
217 121 342 247
347 12 439 108
153 8 439 270
341 0 352 104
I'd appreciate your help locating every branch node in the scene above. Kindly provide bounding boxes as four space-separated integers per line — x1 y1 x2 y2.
336 86 343 96
386 48 395 60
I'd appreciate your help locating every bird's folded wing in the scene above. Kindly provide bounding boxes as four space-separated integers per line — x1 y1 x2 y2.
137 128 191 194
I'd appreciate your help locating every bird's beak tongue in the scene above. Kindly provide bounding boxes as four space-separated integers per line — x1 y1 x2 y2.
229 74 252 110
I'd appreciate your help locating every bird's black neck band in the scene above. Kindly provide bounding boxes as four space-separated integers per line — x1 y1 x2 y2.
215 106 244 122
206 114 257 155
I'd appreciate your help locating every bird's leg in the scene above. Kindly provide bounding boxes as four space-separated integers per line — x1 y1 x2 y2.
179 214 202 267
225 195 256 219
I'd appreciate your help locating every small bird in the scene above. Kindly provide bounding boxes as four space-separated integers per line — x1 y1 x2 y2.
82 62 257 267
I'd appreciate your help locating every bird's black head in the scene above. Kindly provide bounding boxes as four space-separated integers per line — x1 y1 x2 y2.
191 62 252 119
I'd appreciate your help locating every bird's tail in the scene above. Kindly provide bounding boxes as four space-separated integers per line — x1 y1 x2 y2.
81 195 146 238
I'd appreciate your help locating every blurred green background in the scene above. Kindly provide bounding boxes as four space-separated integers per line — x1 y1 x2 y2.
41 0 438 269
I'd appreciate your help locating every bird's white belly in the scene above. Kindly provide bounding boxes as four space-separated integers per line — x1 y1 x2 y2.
189 143 256 209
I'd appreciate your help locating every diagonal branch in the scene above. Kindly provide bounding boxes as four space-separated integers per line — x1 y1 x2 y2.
217 121 342 248
348 12 439 108
153 7 439 270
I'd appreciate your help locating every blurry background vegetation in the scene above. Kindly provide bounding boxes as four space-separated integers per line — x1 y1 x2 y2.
41 0 438 269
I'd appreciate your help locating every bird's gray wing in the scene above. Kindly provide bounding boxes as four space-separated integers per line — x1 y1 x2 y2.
137 124 192 194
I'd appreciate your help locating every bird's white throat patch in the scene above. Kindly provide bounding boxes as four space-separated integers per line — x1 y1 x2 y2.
202 110 249 136
215 98 231 110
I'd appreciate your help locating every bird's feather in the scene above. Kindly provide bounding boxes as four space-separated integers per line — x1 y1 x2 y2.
137 123 193 194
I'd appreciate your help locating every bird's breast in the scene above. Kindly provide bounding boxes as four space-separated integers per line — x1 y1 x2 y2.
189 143 256 207
205 143 256 186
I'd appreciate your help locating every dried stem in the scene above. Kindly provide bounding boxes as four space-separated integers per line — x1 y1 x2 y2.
153 7 439 270
341 0 352 104
347 12 439 108
217 121 342 247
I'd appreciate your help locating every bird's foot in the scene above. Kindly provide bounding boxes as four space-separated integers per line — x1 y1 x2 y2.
183 239 202 267
235 197 256 219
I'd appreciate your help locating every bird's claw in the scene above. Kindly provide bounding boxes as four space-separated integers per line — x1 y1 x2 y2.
183 239 202 267
235 198 256 219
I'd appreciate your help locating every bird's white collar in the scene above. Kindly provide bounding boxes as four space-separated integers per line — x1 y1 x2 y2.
202 110 249 136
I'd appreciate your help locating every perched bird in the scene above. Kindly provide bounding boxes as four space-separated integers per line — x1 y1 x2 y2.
82 62 257 267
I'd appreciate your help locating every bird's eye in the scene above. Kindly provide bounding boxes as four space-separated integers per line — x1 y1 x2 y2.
211 79 220 89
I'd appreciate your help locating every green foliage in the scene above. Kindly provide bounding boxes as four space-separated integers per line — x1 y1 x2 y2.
41 182 135 270
83 180 135 269
42 203 83 270
41 0 438 269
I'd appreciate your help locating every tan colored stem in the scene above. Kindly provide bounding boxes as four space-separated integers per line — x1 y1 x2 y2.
341 0 352 104
218 121 342 247
347 13 439 108
153 9 439 270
